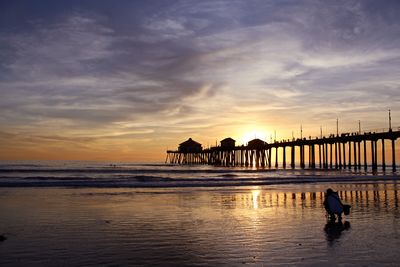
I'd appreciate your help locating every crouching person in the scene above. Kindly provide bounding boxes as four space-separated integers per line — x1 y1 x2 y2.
324 188 345 221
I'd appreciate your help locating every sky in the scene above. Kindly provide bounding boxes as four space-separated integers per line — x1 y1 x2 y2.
1 0 400 161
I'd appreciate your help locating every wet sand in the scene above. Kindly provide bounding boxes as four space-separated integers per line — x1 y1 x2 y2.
0 183 399 266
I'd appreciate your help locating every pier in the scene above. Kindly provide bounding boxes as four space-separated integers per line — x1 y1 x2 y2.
166 129 400 172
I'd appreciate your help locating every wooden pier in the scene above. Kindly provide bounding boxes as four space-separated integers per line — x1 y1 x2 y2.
166 129 400 172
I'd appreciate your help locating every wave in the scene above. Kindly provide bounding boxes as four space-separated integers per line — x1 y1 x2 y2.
0 174 399 188
1 161 398 188
0 168 278 173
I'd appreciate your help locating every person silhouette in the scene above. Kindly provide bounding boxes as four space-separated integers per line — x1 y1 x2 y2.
323 188 344 221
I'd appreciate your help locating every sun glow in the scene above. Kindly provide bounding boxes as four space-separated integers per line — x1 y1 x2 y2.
238 128 271 145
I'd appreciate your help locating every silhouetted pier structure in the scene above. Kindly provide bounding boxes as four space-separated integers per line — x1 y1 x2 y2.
166 130 400 172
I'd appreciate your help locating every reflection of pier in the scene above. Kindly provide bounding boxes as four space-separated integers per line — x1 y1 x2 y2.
166 130 400 171
219 184 400 211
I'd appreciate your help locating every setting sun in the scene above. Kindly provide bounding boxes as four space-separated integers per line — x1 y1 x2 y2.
238 128 272 145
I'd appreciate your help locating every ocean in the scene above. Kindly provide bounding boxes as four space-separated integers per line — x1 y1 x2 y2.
0 161 398 188
1 161 400 266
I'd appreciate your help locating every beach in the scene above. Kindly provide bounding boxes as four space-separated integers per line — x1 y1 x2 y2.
1 179 400 266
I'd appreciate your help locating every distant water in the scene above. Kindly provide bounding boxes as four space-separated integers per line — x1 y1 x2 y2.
0 161 398 188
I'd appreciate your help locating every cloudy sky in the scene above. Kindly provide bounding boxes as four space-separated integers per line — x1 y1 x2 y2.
1 0 400 161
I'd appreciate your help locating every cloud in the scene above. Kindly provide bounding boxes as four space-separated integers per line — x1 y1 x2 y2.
0 13 219 129
1 0 400 159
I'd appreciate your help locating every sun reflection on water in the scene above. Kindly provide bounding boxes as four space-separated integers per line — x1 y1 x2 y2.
252 189 260 209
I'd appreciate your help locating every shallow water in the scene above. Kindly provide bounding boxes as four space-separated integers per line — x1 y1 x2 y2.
1 183 399 266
